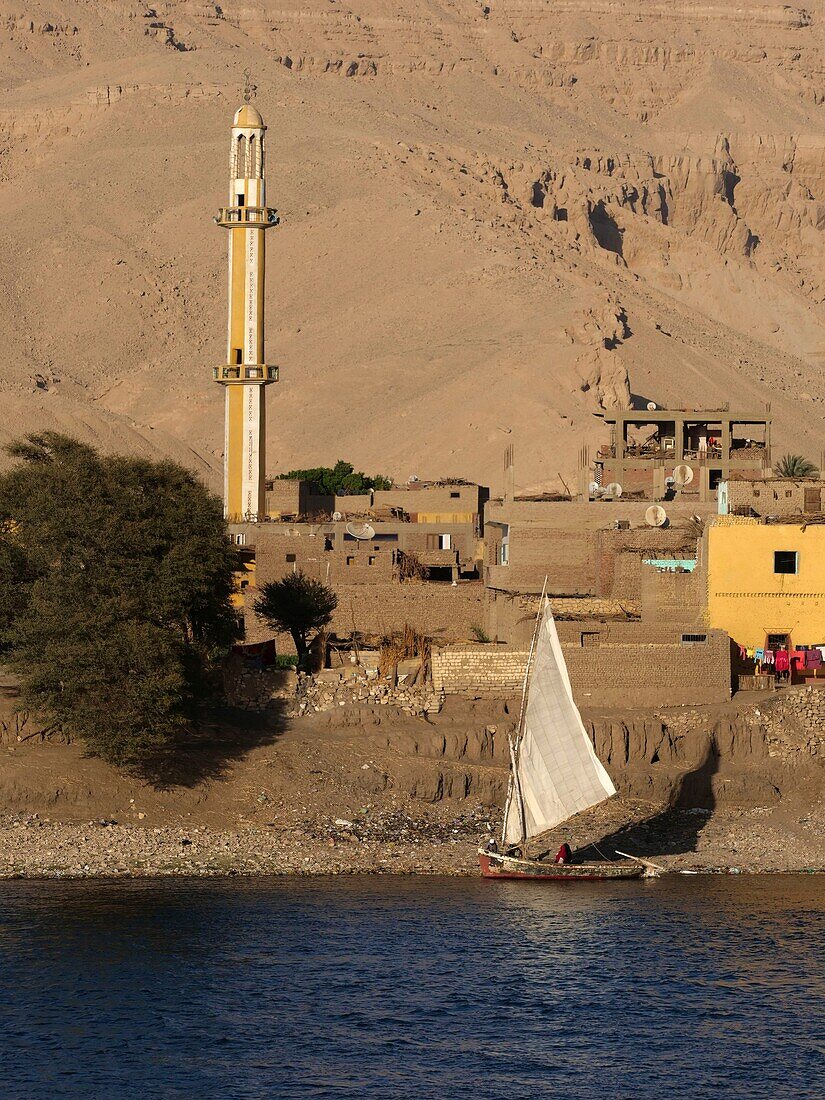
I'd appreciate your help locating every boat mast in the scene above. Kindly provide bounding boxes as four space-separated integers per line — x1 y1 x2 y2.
501 576 548 849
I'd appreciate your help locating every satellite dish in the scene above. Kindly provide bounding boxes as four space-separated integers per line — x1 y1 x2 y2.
645 505 668 528
332 511 343 522
673 464 694 486
646 401 658 411
345 523 376 540
605 482 623 498
588 481 600 495
691 514 703 525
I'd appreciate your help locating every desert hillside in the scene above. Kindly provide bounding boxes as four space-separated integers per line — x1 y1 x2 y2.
1 1 823 492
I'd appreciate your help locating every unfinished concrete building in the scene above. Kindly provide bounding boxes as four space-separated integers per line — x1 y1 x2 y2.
592 406 772 503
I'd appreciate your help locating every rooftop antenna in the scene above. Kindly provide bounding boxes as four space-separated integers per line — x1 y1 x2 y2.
504 443 515 502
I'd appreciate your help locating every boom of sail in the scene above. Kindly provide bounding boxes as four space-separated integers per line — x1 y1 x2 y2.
503 601 616 846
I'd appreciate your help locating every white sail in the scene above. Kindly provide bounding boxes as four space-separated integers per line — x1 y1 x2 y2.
504 604 615 845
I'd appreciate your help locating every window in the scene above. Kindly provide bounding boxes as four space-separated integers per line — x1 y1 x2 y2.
774 551 798 574
785 490 793 499
346 556 354 566
368 556 376 565
753 489 760 498
580 632 600 648
234 348 243 364
439 533 452 550
681 634 707 644
708 469 722 491
450 491 460 499
285 553 296 563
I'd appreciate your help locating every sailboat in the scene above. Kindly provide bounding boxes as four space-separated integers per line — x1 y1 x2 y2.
479 589 644 881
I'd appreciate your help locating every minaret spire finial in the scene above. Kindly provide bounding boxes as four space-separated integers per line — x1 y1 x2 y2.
242 68 256 104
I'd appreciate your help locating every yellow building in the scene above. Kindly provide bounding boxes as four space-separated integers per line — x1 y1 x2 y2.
213 103 279 522
705 519 825 649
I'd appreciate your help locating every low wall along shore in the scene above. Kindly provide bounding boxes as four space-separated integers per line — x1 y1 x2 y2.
432 625 731 708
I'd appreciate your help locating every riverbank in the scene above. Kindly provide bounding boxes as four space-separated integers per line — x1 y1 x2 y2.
2 799 823 879
2 689 823 878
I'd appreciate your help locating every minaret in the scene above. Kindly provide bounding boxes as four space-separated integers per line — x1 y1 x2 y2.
213 102 279 521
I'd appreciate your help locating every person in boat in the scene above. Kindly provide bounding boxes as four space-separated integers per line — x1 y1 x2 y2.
485 837 499 853
554 842 573 864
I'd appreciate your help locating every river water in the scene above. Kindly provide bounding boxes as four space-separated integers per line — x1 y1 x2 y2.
0 875 822 1099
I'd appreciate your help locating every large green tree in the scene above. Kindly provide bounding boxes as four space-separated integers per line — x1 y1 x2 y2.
0 433 239 768
254 572 337 671
274 459 391 496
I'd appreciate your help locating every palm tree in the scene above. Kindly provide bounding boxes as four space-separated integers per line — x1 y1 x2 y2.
775 454 818 479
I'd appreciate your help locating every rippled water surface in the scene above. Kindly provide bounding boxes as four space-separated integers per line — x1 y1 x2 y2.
0 875 822 1098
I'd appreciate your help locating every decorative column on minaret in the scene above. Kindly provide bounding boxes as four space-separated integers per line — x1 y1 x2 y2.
213 101 279 521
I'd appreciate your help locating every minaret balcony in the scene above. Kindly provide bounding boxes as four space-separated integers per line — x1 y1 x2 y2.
213 364 279 384
214 206 279 229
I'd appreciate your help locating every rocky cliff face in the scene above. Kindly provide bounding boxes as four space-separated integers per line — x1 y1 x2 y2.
1 2 823 490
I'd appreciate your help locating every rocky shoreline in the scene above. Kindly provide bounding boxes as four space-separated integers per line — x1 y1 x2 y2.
2 808 822 879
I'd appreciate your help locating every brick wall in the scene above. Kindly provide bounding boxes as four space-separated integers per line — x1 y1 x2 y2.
432 625 730 707
596 528 698 599
640 566 705 625
485 590 641 647
432 647 526 696
487 527 598 594
265 480 334 517
245 581 487 648
726 479 825 517
253 529 396 587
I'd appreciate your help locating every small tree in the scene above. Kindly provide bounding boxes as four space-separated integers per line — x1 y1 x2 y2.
776 454 818 479
254 572 337 671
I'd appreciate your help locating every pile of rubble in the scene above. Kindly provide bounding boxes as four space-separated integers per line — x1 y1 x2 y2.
225 662 443 717
291 668 442 718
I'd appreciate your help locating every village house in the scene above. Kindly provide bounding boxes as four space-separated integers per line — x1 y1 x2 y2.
718 477 825 518
704 517 825 666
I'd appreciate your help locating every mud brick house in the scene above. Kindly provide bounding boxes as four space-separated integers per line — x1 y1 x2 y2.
333 481 488 527
719 477 825 519
432 624 731 708
264 479 334 518
483 498 713 605
593 406 772 502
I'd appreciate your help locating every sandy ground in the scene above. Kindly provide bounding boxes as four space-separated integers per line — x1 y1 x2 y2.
2 3 824 492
